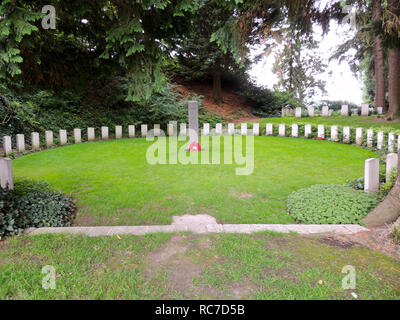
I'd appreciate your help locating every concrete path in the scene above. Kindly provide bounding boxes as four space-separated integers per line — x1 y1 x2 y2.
24 215 368 237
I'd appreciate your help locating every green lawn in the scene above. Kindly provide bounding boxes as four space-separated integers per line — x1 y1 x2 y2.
13 137 376 226
256 116 400 132
1 232 399 299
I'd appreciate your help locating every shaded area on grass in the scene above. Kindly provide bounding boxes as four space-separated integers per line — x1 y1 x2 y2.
0 232 399 299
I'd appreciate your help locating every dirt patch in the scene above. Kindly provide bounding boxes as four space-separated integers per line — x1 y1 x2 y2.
172 214 217 226
143 234 261 299
318 236 357 249
343 225 400 261
143 235 220 298
234 192 254 200
176 83 260 124
230 279 262 299
73 212 97 226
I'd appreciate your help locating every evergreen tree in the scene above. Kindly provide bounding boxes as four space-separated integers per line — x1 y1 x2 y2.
272 28 327 102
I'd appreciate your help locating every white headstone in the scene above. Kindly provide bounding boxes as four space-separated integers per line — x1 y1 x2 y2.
355 128 363 146
295 107 302 118
386 153 398 182
74 129 81 143
241 123 247 136
101 126 109 140
388 133 395 153
0 158 14 190
59 130 67 145
321 106 329 117
228 123 235 135
377 131 384 150
115 126 123 139
141 124 148 137
341 105 349 117
87 128 95 141
307 106 315 117
216 123 222 135
291 124 298 137
3 136 12 156
343 127 350 143
253 123 260 136
167 124 174 136
398 135 400 152
279 124 286 137
361 104 369 116
179 123 187 136
203 123 210 136
153 124 160 137
266 123 273 136
31 132 40 150
317 125 325 139
169 121 177 136
128 125 135 138
364 158 380 194
304 124 312 138
330 126 338 141
377 107 383 115
45 131 53 147
367 129 374 148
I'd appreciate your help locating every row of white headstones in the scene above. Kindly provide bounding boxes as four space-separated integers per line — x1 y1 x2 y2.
284 104 383 118
0 122 398 192
1 122 399 154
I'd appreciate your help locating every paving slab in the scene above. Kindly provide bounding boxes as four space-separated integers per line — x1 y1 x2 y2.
24 223 369 237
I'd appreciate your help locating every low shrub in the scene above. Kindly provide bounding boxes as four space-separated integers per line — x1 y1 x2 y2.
0 179 76 239
287 184 378 224
392 223 400 243
378 169 398 200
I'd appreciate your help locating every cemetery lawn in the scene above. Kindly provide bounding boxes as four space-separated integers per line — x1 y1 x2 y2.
13 137 376 226
1 232 399 299
257 116 400 132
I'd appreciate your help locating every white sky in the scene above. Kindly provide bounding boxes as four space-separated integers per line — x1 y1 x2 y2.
249 13 364 105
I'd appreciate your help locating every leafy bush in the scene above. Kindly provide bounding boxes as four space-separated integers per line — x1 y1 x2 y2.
0 82 223 141
392 223 400 243
309 100 359 111
0 179 76 239
346 177 364 190
378 169 398 200
287 184 378 224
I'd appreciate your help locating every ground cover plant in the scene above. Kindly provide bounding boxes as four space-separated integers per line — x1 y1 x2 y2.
286 185 379 224
0 179 76 239
12 137 376 226
0 232 399 300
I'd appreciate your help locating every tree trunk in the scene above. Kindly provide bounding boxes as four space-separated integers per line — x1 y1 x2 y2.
363 152 400 227
386 48 400 119
386 0 400 119
373 0 386 111
212 61 223 105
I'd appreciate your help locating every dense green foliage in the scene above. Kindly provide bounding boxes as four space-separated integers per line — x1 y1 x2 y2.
0 179 76 239
287 184 379 224
0 84 223 140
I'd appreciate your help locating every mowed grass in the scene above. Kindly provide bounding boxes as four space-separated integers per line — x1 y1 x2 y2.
257 116 400 132
13 137 376 226
0 233 399 299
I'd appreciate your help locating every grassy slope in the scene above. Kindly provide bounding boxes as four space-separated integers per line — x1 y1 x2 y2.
13 137 376 226
256 116 400 132
0 233 399 299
